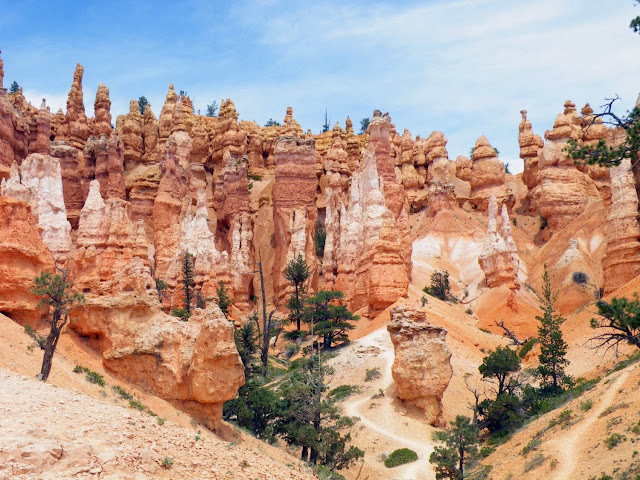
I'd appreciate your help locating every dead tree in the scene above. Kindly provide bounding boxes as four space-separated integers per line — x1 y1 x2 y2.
32 259 84 381
494 320 527 346
253 249 278 378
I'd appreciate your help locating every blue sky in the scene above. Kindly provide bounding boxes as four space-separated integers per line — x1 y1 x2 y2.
2 0 640 172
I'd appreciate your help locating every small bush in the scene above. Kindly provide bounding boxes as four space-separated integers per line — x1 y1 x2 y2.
72 365 105 386
580 399 594 411
86 370 105 387
548 410 572 429
161 457 174 469
317 465 346 480
465 308 473 315
524 453 545 472
328 385 360 402
24 325 46 349
384 448 418 468
314 220 326 258
520 437 541 456
572 272 588 284
365 368 381 382
129 400 146 411
478 446 495 458
518 338 537 359
539 215 548 230
157 417 165 426
248 174 262 181
604 433 626 450
171 307 190 321
113 385 133 400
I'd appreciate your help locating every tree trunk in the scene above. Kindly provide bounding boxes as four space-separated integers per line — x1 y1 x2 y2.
301 445 309 462
258 250 269 378
40 328 60 381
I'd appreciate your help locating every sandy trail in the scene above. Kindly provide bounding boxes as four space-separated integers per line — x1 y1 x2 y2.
343 329 436 480
547 366 634 480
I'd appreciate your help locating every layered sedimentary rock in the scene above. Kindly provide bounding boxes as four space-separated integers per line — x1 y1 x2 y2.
1 154 72 257
0 49 3 88
478 194 524 289
0 86 29 173
83 134 126 201
158 84 179 148
272 136 318 301
211 100 247 166
121 100 143 169
51 141 83 228
331 113 411 311
152 128 191 280
424 131 456 215
518 110 543 190
165 189 230 306
142 103 159 164
387 304 452 427
603 158 640 293
29 100 51 156
469 136 506 210
93 84 112 138
531 101 600 231
71 185 242 430
213 156 254 308
64 64 90 150
0 196 53 324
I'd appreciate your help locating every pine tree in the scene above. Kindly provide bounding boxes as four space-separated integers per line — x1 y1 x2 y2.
137 96 148 115
32 262 84 381
182 251 195 316
216 280 231 315
304 290 359 350
9 81 19 94
284 253 311 332
430 415 478 479
536 265 570 392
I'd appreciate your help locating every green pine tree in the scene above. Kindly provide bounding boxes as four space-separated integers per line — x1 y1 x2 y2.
304 290 359 351
182 251 195 316
284 253 311 332
216 280 231 315
430 415 478 479
536 265 570 392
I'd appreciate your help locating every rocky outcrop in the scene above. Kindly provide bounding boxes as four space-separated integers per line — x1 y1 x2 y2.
142 103 159 164
0 196 53 325
164 189 230 305
64 64 90 150
603 158 640 294
0 87 29 173
83 134 126 201
152 127 191 280
0 49 3 88
424 131 456 216
211 100 247 166
122 100 144 169
478 194 524 289
30 100 51 156
387 304 452 427
93 83 112 138
70 184 243 430
531 101 600 232
272 136 318 301
158 84 179 148
331 114 411 311
50 141 83 228
213 156 254 308
469 136 506 210
2 154 72 257
518 110 543 190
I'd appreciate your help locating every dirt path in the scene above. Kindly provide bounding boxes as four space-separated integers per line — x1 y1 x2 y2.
547 367 634 480
342 329 436 480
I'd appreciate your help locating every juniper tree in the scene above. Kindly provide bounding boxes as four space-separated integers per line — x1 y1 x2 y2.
284 254 311 332
536 265 570 392
182 251 195 315
32 261 84 381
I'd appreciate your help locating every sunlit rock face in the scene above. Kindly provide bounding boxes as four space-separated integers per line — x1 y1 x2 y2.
469 135 506 211
387 304 452 427
272 135 319 303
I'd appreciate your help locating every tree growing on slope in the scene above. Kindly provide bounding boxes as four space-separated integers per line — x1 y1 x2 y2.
536 265 571 393
284 253 311 333
33 261 84 381
478 346 521 397
304 290 359 351
589 295 640 352
429 415 478 479
216 280 231 315
182 251 195 317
